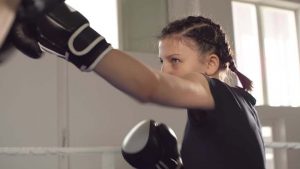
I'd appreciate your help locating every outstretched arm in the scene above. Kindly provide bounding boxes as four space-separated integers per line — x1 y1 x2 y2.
11 2 215 109
95 49 214 109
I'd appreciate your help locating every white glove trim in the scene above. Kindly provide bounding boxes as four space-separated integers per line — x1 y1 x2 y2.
157 161 169 169
38 42 69 59
84 45 112 71
175 158 184 169
68 23 104 56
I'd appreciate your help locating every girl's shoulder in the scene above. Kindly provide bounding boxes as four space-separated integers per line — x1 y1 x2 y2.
207 77 256 106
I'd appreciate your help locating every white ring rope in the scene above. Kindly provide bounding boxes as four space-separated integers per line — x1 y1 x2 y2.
264 142 300 150
0 146 120 156
0 142 299 156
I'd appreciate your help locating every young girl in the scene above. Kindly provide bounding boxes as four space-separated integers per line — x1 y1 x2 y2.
11 2 266 168
95 16 266 169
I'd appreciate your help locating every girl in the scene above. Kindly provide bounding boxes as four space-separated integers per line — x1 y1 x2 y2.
95 16 266 169
11 2 266 168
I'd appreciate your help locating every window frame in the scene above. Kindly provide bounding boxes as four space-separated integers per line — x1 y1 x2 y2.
232 0 300 106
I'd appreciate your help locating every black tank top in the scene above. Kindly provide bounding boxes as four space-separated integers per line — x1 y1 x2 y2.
180 78 266 169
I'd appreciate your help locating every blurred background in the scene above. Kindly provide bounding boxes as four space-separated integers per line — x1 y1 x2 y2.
0 0 300 169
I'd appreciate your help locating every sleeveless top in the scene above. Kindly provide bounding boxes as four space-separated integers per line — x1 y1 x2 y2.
180 78 266 169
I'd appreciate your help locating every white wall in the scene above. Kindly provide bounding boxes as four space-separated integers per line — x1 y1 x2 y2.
0 49 59 168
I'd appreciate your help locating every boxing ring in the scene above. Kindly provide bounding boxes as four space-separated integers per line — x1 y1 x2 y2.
0 142 299 169
0 142 300 156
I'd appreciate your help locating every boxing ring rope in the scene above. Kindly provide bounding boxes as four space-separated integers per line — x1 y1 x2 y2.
265 142 300 150
0 142 299 156
0 146 120 156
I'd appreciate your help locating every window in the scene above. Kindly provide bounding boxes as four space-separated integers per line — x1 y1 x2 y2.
261 7 300 107
262 126 275 169
232 1 300 107
66 0 119 48
232 2 264 105
66 0 168 53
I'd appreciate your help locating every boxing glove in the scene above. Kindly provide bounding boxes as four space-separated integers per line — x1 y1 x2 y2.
2 0 65 59
122 120 184 169
17 0 65 21
9 20 42 58
36 2 112 71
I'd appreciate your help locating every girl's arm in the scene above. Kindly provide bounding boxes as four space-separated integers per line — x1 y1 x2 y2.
94 49 215 109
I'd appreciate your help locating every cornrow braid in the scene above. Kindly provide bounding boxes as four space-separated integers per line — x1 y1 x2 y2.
211 25 253 91
159 16 253 91
229 59 253 91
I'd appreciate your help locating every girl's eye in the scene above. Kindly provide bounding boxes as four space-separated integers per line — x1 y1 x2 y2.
159 58 163 63
171 58 181 63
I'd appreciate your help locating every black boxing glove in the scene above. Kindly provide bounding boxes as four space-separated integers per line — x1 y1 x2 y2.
17 0 65 21
36 2 112 71
122 120 184 169
2 0 64 59
156 123 184 169
9 20 42 58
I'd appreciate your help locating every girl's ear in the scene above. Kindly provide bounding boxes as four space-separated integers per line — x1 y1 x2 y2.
204 54 220 76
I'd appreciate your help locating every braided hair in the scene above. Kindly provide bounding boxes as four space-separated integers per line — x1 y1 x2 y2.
158 16 253 91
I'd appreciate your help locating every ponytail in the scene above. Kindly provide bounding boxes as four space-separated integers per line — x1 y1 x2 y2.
229 60 253 91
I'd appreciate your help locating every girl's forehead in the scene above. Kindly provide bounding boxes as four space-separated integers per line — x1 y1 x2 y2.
159 37 180 46
160 36 199 48
159 36 200 54
159 38 184 56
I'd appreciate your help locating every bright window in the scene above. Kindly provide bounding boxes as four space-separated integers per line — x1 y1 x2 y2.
66 0 119 48
262 126 275 169
232 1 300 107
261 7 300 107
232 2 263 105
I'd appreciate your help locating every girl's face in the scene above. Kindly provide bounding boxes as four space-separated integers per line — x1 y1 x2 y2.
158 36 208 77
